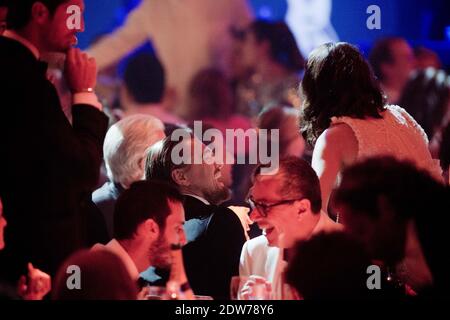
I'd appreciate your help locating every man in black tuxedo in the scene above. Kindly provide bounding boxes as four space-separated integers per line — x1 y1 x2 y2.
145 131 246 299
0 0 108 282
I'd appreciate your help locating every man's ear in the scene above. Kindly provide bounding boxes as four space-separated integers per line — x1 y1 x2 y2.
171 168 190 187
31 2 50 25
296 198 311 216
142 218 160 239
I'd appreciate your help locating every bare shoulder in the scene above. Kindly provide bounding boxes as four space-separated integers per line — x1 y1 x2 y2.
315 124 358 165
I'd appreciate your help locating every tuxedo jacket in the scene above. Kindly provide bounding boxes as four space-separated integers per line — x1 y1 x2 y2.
181 196 246 300
0 36 109 281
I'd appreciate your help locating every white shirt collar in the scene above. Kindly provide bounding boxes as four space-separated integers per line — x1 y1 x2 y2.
3 30 40 59
184 193 210 205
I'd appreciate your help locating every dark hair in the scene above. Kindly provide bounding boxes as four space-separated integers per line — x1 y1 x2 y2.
7 0 67 30
123 52 165 104
247 19 304 72
253 156 322 213
333 156 446 221
285 232 373 299
369 37 404 81
52 249 138 300
145 129 194 187
113 180 183 241
188 68 233 120
300 42 386 145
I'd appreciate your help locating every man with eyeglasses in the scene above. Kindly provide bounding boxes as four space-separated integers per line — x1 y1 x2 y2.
239 156 341 299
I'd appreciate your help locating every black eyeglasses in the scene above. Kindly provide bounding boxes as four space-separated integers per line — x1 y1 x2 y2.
246 196 305 217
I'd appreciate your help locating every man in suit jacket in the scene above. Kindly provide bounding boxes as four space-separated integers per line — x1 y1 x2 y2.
0 0 108 282
145 130 246 299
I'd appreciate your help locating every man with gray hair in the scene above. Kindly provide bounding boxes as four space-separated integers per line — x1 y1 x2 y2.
93 114 165 238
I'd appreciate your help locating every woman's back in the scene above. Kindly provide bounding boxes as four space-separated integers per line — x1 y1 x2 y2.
331 105 442 181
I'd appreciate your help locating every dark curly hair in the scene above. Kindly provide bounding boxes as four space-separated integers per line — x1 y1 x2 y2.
299 42 386 146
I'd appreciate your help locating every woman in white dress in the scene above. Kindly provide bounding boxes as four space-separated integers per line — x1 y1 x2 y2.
299 42 442 215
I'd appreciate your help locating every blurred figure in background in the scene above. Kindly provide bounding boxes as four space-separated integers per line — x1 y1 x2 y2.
398 67 450 142
120 51 184 125
285 232 373 300
88 0 253 118
370 38 450 152
257 106 305 158
333 157 450 297
369 37 416 104
414 46 442 70
93 115 165 238
0 197 51 300
53 249 138 300
236 20 304 118
187 68 251 133
285 0 339 58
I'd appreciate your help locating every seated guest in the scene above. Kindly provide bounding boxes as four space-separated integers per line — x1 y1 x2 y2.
333 156 450 297
285 232 373 300
93 114 165 237
145 131 246 299
120 51 184 125
92 180 193 299
52 249 138 300
240 157 341 299
187 68 251 133
0 197 51 300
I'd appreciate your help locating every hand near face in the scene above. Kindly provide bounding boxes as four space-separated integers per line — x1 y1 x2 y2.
17 263 51 300
64 48 97 94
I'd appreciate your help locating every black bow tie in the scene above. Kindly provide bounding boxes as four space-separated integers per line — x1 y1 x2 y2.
37 60 49 75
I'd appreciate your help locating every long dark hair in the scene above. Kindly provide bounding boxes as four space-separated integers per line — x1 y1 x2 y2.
300 42 386 145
